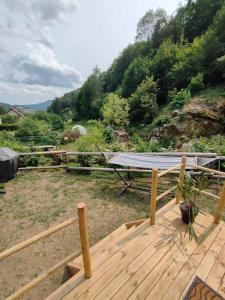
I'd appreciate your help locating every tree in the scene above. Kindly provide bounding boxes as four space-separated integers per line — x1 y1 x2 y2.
122 56 152 98
0 105 5 115
136 8 168 42
129 76 158 124
102 93 130 129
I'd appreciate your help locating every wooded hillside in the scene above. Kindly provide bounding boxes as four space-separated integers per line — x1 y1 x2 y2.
49 0 225 129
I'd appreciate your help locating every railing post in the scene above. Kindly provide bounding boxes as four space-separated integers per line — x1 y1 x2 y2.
150 169 158 225
176 156 187 204
214 181 225 224
77 203 92 278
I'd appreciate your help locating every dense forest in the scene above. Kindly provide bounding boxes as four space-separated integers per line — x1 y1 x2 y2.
49 0 225 130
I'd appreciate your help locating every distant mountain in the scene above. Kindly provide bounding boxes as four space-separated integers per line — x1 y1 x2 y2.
0 100 53 112
20 100 53 111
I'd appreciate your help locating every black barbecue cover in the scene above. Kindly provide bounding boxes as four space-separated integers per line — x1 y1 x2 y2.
0 147 20 182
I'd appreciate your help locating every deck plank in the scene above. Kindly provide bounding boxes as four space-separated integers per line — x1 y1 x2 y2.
62 210 179 300
163 223 224 300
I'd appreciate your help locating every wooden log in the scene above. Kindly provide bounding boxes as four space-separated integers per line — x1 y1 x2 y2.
0 218 76 261
150 169 158 225
214 181 225 224
187 164 225 177
156 185 177 202
18 165 67 171
77 203 92 279
157 164 181 178
20 150 66 156
7 251 81 300
66 166 225 178
176 156 187 204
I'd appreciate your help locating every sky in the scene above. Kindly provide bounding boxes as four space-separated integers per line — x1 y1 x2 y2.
0 0 183 105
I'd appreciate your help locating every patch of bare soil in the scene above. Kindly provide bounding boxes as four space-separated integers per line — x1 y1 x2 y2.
0 170 152 300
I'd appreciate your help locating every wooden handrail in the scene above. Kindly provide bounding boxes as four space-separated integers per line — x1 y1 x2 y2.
187 164 225 177
192 187 220 200
150 169 158 225
20 150 66 156
157 164 181 178
7 250 81 300
156 185 177 202
0 218 77 261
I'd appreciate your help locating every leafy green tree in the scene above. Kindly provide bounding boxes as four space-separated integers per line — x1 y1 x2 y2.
151 39 180 103
129 76 158 124
15 118 50 140
136 8 168 42
102 93 130 129
122 56 152 98
0 105 5 115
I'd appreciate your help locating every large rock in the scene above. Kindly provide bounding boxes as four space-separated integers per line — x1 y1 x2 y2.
151 99 225 142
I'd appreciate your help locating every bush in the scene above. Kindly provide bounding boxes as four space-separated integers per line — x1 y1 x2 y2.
169 88 192 109
19 155 53 167
1 115 17 124
15 117 51 143
188 73 205 93
0 124 18 131
151 113 170 128
0 132 28 152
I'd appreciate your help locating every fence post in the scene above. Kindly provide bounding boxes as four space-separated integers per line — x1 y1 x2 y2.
176 156 187 204
214 181 225 224
150 169 158 225
77 203 92 278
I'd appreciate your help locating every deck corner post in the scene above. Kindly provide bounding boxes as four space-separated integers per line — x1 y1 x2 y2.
77 202 92 278
214 181 225 224
150 169 158 225
176 156 187 204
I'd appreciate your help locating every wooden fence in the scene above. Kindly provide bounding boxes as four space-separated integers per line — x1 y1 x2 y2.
149 156 225 226
0 203 91 300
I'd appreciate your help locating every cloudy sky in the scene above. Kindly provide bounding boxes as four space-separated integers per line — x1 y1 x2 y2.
0 0 183 105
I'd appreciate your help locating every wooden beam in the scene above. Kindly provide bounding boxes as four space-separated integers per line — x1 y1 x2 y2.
0 218 77 261
77 203 92 279
125 219 146 229
157 164 181 178
156 185 177 202
176 156 187 204
7 251 80 300
214 181 225 224
150 169 158 225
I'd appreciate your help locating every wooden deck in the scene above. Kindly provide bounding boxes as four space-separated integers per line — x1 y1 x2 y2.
47 199 225 300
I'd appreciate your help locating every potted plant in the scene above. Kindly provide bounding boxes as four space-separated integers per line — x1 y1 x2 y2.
178 174 208 241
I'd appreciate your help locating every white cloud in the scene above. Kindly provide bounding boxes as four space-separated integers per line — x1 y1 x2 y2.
11 44 82 88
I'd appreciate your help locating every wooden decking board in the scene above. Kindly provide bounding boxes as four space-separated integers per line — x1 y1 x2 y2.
178 226 225 300
145 212 220 300
206 240 225 292
47 199 225 300
86 214 183 299
145 211 212 300
64 210 179 300
162 223 224 300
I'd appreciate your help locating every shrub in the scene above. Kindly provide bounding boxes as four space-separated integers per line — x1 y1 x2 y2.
169 88 192 109
188 73 205 93
151 113 170 128
0 132 28 152
102 93 130 129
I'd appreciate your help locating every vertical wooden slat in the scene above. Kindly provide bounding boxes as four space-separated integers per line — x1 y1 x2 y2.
150 169 158 225
176 156 187 204
77 203 92 278
214 181 225 224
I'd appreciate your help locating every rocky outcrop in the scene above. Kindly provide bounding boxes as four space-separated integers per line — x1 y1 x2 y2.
151 98 225 145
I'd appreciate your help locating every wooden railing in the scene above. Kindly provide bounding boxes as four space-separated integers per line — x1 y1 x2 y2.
0 203 91 300
150 156 225 225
